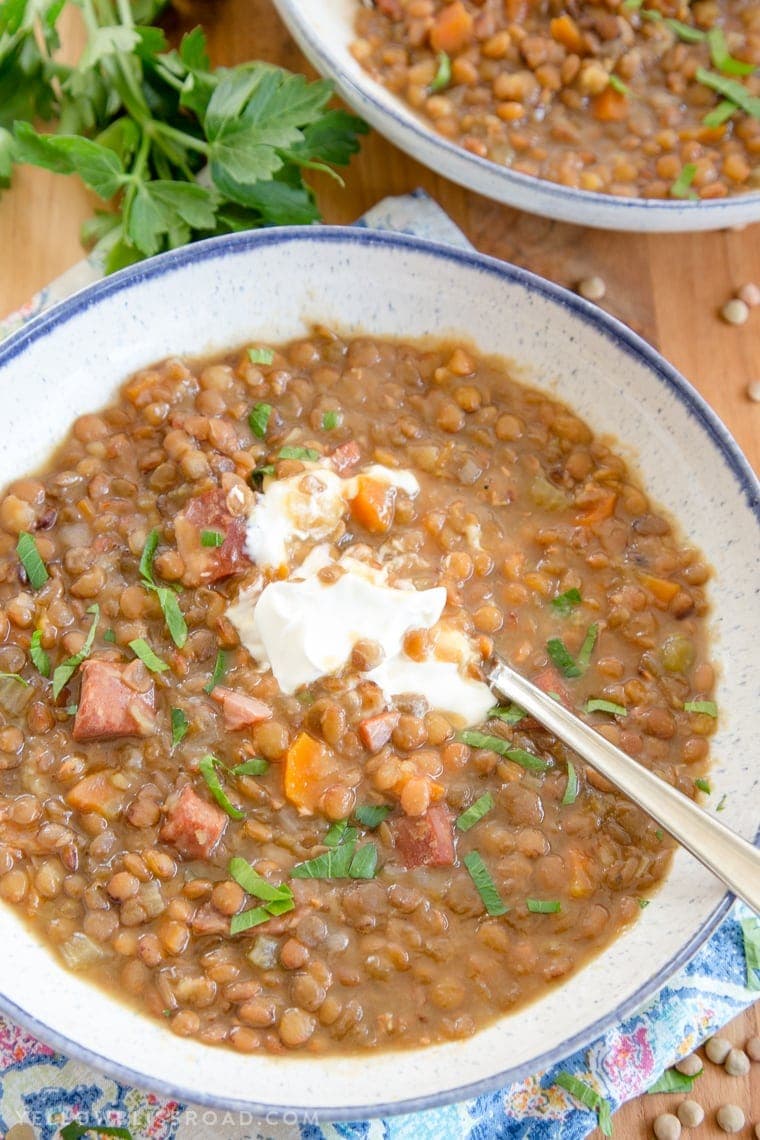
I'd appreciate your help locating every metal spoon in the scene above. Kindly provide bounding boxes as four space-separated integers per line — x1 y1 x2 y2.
488 657 760 914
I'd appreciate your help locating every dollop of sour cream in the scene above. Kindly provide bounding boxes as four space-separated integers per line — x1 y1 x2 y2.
245 462 420 571
227 549 494 726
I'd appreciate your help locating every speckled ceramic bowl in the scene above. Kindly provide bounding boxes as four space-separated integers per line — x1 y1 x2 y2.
273 0 760 233
0 227 757 1118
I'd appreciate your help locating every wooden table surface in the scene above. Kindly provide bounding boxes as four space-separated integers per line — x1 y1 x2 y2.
0 1 757 1135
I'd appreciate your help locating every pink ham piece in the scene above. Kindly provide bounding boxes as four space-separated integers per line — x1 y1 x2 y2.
72 659 156 742
329 440 361 475
358 710 399 753
393 804 455 869
174 489 250 587
532 665 571 708
211 686 272 730
159 785 227 860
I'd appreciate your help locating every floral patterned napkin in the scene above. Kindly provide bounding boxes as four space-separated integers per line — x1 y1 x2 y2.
0 191 757 1140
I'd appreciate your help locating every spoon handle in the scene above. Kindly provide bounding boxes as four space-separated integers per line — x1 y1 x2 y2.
489 659 760 915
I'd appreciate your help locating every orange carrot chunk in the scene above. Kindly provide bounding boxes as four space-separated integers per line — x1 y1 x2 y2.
576 489 617 526
591 87 629 122
639 573 680 603
284 732 336 814
429 1 475 53
549 14 585 54
349 477 396 534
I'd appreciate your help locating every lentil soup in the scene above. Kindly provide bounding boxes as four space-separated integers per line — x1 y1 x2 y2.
351 1 760 200
0 332 716 1056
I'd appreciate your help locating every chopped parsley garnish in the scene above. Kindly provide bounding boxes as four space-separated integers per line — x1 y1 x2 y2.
230 757 269 777
354 804 392 829
248 347 275 366
203 649 227 694
489 702 526 726
429 50 451 93
171 707 189 747
0 672 29 686
138 529 187 649
103 628 116 643
457 793 495 832
716 793 728 812
740 915 760 990
707 27 754 76
655 828 664 842
248 402 272 439
322 409 342 431
199 754 244 820
229 856 294 934
637 898 650 909
647 1067 702 1094
562 760 578 806
52 604 100 698
458 732 550 772
129 637 169 674
607 74 629 95
250 464 275 489
200 529 224 547
694 777 711 794
291 842 378 880
585 698 627 717
291 821 378 880
622 0 643 8
30 629 50 677
670 162 698 200
547 625 597 678
16 532 49 590
703 100 738 128
526 898 561 914
278 445 320 462
463 851 508 916
696 68 760 119
665 18 705 44
551 587 582 616
684 699 717 717
553 1073 613 1136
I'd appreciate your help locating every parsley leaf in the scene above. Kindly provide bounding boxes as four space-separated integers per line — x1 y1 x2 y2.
6 9 367 265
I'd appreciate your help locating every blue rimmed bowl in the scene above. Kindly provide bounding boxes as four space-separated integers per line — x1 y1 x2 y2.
273 0 760 233
0 226 758 1118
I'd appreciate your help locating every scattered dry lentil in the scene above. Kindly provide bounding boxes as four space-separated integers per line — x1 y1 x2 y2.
705 1036 733 1065
716 1103 745 1133
720 299 750 327
746 380 760 403
675 1052 702 1076
676 1100 704 1128
737 283 760 309
746 1035 760 1062
724 1047 751 1077
653 1112 682 1140
577 276 606 303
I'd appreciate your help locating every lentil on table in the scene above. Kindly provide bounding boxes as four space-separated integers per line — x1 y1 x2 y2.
0 332 717 1054
352 0 760 200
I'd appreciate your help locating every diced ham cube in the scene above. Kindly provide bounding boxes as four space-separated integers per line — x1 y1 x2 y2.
73 659 156 742
174 489 250 587
393 805 455 869
532 665 571 708
211 686 272 730
330 440 362 475
358 710 399 753
159 785 227 860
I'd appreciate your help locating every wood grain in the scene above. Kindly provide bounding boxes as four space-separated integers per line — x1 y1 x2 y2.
0 0 757 1133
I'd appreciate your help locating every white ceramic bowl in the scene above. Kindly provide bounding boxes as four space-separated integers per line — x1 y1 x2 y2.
273 0 760 233
0 227 758 1120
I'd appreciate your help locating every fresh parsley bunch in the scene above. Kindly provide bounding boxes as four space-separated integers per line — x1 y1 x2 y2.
0 0 368 270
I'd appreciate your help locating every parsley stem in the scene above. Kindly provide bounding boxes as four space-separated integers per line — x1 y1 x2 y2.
152 121 210 157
